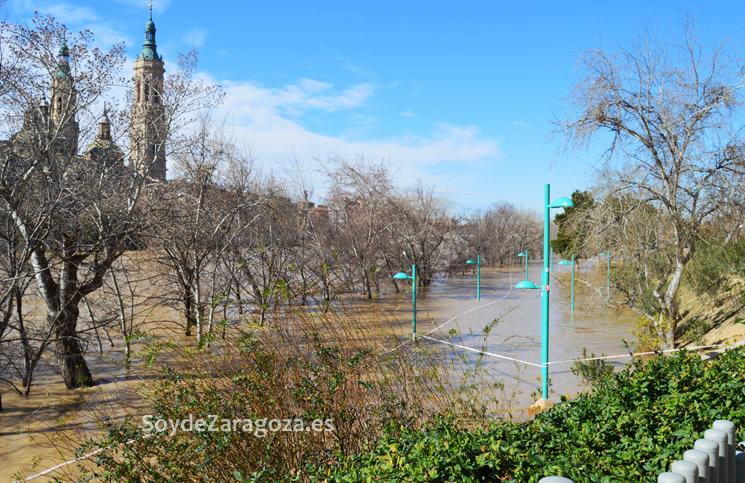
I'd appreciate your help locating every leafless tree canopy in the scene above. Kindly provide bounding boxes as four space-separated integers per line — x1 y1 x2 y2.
556 20 745 346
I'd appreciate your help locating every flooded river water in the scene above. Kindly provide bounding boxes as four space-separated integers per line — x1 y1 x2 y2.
350 260 638 413
0 260 637 480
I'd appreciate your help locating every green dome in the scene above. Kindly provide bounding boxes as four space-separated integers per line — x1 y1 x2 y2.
56 40 71 78
140 5 161 60
58 40 69 58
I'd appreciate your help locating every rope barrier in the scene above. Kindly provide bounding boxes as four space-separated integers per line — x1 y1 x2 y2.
545 342 730 366
20 434 155 481
418 334 543 368
416 334 738 368
381 288 513 356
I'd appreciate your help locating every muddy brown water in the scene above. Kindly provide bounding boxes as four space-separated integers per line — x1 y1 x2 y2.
0 260 637 481
344 260 638 414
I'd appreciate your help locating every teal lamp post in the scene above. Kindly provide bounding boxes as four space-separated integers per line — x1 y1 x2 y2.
607 249 611 301
516 250 538 289
516 184 574 401
600 249 611 302
558 254 575 312
393 264 417 339
466 256 480 301
517 250 529 281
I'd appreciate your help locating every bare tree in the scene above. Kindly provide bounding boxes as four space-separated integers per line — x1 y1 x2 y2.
556 21 745 347
0 16 134 388
449 202 542 274
323 157 394 300
149 119 263 343
386 182 455 285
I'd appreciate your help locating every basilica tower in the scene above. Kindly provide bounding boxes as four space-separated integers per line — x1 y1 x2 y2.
51 41 79 156
130 5 166 180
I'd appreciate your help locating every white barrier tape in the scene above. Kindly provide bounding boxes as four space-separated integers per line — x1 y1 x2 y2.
416 337 737 369
425 298 505 336
20 433 155 481
418 334 543 368
545 342 729 366
381 289 513 356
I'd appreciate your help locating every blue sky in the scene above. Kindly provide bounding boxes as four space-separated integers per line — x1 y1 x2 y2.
5 0 745 214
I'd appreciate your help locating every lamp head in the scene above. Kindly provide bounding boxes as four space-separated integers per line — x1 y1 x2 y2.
515 280 540 290
393 272 410 280
558 260 572 266
549 196 575 209
466 259 475 264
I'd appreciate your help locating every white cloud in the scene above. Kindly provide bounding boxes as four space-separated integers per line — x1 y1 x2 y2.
213 78 500 199
182 28 207 48
401 110 418 118
512 120 533 130
221 78 374 117
13 1 100 24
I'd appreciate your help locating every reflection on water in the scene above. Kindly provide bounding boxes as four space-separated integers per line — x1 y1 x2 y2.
0 260 637 479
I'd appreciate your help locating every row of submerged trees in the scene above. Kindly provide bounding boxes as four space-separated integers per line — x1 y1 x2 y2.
0 15 543 397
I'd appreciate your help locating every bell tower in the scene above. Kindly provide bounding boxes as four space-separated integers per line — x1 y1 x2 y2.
130 4 166 180
51 40 79 156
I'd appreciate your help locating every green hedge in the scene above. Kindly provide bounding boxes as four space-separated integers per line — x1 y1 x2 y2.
313 348 745 483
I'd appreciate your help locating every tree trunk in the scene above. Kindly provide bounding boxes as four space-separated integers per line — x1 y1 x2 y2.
662 260 686 348
16 286 37 393
108 269 131 361
362 267 373 301
183 284 196 336
53 305 93 389
233 278 243 315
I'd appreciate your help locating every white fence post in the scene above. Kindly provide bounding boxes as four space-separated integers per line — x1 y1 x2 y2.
713 420 736 483
683 449 709 483
705 428 729 483
659 472 687 483
670 460 698 483
696 438 721 483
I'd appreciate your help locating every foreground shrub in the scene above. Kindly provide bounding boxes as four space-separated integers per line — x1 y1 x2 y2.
317 348 745 482
75 306 507 481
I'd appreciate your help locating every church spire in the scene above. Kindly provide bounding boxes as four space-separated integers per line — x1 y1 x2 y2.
51 39 78 155
131 3 167 180
97 104 111 141
140 4 161 60
56 40 71 78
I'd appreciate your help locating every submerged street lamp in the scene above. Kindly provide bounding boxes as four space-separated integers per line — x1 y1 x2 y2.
517 250 529 281
607 249 611 301
393 264 417 339
599 249 611 303
466 255 480 301
515 184 574 401
558 254 575 312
